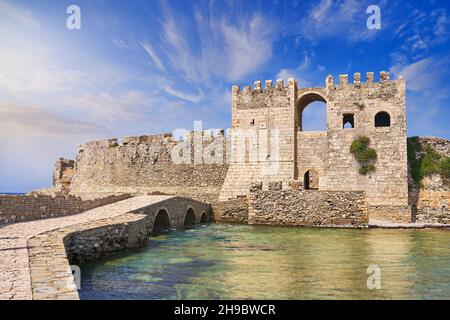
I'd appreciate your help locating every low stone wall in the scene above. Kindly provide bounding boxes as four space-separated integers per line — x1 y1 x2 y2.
212 198 249 224
0 194 131 225
28 212 149 299
248 183 368 227
25 195 212 299
414 190 450 224
367 205 412 223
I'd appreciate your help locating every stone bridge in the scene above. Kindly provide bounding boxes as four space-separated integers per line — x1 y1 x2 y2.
0 195 212 300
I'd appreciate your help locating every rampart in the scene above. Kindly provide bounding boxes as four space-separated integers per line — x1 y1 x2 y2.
66 132 229 203
247 182 368 227
0 194 131 225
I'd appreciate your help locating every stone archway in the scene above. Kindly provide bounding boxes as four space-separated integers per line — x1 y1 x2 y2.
183 208 196 227
153 209 171 234
200 212 208 224
297 91 328 131
304 170 319 190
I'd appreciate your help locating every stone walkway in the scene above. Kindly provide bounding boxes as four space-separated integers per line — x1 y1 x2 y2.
369 219 450 229
0 195 173 300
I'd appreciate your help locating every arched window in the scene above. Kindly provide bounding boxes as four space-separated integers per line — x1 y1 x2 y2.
375 112 390 127
153 209 170 234
183 208 196 227
343 114 354 129
304 170 319 190
298 93 327 131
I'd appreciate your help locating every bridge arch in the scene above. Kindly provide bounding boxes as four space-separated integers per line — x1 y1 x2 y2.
183 207 196 227
152 208 171 234
200 212 208 224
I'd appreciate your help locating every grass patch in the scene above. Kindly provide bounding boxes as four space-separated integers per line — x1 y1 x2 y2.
350 136 377 175
407 137 450 188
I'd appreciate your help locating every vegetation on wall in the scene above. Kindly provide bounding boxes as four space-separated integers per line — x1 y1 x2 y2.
407 137 450 188
350 136 377 175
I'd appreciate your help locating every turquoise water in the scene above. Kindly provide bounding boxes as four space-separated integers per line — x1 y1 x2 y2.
79 224 450 300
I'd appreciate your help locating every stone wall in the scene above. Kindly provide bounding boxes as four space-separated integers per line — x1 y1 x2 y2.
0 194 131 225
28 211 150 299
67 133 228 203
219 79 297 201
319 73 409 222
248 182 368 227
26 195 212 299
218 72 410 223
409 137 450 224
212 198 248 224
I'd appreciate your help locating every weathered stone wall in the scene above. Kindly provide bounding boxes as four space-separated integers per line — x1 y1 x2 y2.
53 158 75 194
297 131 328 189
68 133 228 203
322 73 409 222
219 79 297 201
220 72 410 222
212 198 248 224
248 182 368 227
0 194 131 225
26 196 212 299
409 137 450 224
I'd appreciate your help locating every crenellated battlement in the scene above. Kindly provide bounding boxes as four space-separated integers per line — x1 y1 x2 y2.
232 78 297 96
326 71 397 87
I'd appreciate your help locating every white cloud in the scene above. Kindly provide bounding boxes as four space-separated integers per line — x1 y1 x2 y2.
301 0 379 42
140 41 165 70
158 4 276 84
390 57 446 92
164 86 204 103
0 102 104 136
0 0 39 26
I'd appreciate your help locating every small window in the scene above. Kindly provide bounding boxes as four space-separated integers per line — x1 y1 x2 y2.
250 119 255 126
375 112 390 127
343 114 354 129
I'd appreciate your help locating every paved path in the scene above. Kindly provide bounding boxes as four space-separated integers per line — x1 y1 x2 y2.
0 195 173 300
369 219 450 229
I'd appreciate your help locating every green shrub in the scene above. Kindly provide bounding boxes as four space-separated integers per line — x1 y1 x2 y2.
407 137 450 188
350 136 377 175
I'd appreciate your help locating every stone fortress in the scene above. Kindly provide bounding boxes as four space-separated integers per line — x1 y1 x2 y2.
44 71 449 227
1 70 449 300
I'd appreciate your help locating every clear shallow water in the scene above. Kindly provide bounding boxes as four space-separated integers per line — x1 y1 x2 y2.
79 224 450 300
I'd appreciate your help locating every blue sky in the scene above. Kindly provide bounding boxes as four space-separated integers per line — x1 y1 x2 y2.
0 0 449 192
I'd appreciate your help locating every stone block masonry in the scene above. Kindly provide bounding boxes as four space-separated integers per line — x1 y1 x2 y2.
67 133 229 203
0 194 131 225
248 182 368 227
1 195 211 300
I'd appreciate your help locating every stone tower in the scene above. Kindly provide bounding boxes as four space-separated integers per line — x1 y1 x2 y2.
219 72 410 222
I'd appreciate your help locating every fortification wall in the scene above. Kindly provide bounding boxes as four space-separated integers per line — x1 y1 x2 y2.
248 182 368 227
321 72 409 222
219 79 297 201
0 194 131 225
409 137 450 224
67 132 228 203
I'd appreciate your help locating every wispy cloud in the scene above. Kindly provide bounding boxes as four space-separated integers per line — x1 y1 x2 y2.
0 102 104 136
140 41 165 70
157 3 276 83
164 86 204 103
300 0 380 42
390 57 447 91
0 0 39 26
